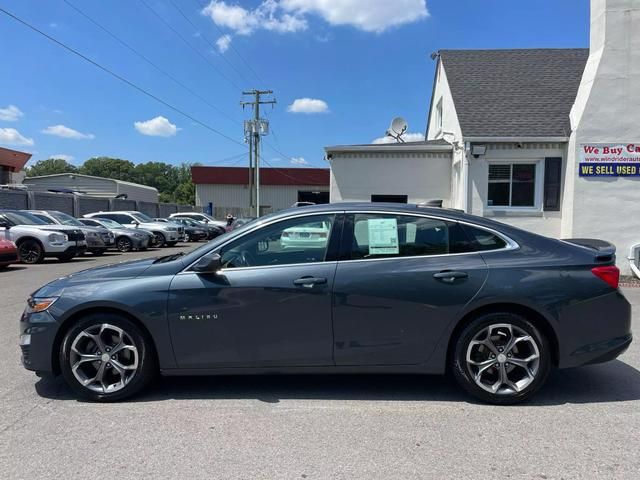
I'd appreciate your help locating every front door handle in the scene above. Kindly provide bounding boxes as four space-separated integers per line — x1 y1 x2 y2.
293 276 327 288
433 270 468 283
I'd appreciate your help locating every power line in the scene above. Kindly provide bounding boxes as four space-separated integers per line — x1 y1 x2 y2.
0 5 246 147
137 0 243 92
193 0 267 86
167 0 253 88
62 0 242 127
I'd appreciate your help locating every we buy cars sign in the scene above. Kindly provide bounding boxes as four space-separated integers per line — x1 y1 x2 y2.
579 143 640 176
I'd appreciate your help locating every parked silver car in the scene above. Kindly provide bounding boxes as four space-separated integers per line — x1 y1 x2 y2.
79 218 151 252
84 211 183 247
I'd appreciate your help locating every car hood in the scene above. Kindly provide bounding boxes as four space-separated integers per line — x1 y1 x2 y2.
38 257 158 295
17 225 83 234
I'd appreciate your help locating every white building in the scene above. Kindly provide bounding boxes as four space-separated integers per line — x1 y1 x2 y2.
327 0 640 275
192 166 329 218
23 173 159 202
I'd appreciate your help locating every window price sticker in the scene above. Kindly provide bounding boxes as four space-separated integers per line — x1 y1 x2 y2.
368 218 399 255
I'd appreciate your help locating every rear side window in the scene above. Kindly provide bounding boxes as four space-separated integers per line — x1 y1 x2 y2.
351 214 452 259
461 224 507 251
349 214 508 260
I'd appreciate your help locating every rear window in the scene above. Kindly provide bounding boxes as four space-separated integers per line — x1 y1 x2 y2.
461 224 507 251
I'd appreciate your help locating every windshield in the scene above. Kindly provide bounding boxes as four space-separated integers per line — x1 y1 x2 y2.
51 211 84 226
3 211 49 226
97 218 123 228
131 212 154 222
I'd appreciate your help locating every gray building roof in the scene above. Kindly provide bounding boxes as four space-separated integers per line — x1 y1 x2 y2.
436 48 589 138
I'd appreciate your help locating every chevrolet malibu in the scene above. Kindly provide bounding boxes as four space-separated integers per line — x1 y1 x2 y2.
19 203 632 404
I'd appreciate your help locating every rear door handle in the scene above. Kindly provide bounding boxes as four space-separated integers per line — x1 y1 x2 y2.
433 270 468 283
293 276 327 288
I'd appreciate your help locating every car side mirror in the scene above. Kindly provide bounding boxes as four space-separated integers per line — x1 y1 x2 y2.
0 220 10 230
192 253 222 274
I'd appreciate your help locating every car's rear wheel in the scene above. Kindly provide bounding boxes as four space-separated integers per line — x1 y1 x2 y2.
116 236 133 252
57 252 75 262
17 239 45 264
452 312 550 405
59 314 156 401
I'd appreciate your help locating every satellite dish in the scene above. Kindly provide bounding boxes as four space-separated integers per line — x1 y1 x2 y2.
390 117 408 136
385 117 408 143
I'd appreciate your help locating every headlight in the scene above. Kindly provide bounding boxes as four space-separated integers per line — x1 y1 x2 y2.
26 297 58 313
48 233 68 243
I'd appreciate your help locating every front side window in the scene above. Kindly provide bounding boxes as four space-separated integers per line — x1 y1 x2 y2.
220 214 335 269
488 163 537 207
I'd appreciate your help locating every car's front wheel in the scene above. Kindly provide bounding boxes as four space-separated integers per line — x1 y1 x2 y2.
59 314 156 401
18 239 45 264
452 312 551 405
115 236 133 252
153 232 166 248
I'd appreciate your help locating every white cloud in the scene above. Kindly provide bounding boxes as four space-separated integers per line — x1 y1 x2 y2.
202 1 427 36
0 127 34 146
42 124 95 139
290 157 309 165
216 34 232 52
372 132 425 144
0 105 24 122
50 154 74 162
202 0 307 36
282 0 428 33
134 116 179 137
287 98 329 114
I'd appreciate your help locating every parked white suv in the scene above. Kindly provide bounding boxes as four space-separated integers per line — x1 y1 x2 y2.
0 210 87 263
84 211 183 247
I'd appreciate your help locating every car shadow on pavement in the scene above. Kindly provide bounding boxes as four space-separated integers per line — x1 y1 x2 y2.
34 359 640 406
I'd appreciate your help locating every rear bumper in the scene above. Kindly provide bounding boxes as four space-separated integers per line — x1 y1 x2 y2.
557 290 633 368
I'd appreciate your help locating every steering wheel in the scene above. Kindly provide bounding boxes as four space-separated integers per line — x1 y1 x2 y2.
223 249 255 268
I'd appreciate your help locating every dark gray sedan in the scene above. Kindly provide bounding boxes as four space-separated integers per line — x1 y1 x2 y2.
19 203 632 404
79 218 151 252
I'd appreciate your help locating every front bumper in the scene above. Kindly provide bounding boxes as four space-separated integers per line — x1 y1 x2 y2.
19 309 59 374
46 240 87 255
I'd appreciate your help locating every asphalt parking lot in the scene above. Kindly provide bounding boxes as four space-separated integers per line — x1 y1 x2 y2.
1 246 639 480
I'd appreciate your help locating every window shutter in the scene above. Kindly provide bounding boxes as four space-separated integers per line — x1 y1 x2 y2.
543 157 562 211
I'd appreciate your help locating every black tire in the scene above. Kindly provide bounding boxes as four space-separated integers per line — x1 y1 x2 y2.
153 232 166 248
184 233 191 242
17 239 45 264
451 312 551 405
89 249 106 256
59 313 157 402
57 253 75 262
166 241 178 247
116 236 133 253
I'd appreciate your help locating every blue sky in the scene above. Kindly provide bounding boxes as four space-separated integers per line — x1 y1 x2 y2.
0 0 589 169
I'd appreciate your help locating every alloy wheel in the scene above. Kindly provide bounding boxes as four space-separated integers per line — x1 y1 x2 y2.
69 323 139 394
116 237 133 252
465 323 540 395
19 241 42 264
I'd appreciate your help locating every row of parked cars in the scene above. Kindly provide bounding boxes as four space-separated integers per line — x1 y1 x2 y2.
0 209 227 267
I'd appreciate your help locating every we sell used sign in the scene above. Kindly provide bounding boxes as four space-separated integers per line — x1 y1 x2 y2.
579 143 640 177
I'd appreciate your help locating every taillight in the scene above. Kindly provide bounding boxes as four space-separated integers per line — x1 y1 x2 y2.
591 266 620 289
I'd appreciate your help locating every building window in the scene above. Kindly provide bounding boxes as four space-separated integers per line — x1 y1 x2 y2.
488 163 537 208
435 99 443 132
371 194 408 203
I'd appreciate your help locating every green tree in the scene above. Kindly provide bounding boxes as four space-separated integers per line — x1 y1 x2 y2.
25 158 77 177
80 157 135 181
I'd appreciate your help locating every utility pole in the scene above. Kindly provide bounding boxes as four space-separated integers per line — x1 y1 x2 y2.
242 89 275 217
